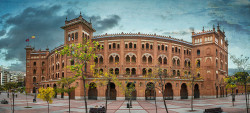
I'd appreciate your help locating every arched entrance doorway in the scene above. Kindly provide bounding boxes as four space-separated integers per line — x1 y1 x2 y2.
180 83 188 99
145 82 156 100
53 84 57 98
106 82 117 100
164 83 173 100
194 84 200 99
125 82 136 100
88 82 97 100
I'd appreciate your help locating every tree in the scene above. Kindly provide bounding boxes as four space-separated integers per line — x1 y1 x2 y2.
92 68 121 113
37 87 55 113
57 38 99 113
224 76 238 106
144 67 170 113
57 77 77 113
4 82 18 113
230 55 249 113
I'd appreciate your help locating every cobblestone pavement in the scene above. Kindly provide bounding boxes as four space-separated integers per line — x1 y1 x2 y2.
0 92 248 113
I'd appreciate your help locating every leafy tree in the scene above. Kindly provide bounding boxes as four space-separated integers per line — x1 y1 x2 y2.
57 77 77 113
224 76 238 106
230 55 249 112
3 82 18 112
37 87 55 113
57 38 99 113
92 68 121 113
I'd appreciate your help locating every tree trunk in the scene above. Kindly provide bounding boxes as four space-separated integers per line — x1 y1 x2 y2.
83 79 88 113
154 91 157 113
128 99 131 113
160 77 168 113
68 92 70 113
232 89 235 107
13 93 14 113
191 83 194 111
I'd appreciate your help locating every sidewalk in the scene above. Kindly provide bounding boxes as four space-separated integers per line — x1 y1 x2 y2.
0 92 248 113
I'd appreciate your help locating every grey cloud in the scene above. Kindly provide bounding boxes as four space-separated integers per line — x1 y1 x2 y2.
163 31 189 36
0 5 121 71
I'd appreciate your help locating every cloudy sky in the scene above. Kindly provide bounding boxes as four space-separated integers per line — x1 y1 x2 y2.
0 0 249 71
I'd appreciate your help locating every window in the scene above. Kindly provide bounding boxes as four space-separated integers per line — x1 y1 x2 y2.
109 68 113 74
132 68 136 75
99 56 103 64
216 49 218 56
109 44 111 49
177 59 180 66
161 45 164 50
33 77 36 83
142 44 144 49
33 69 36 74
134 44 136 48
197 49 200 55
158 57 162 64
102 45 104 49
178 49 180 53
173 70 176 76
126 56 130 62
117 44 120 48
129 43 133 48
146 43 149 49
33 62 36 66
158 45 160 50
75 32 78 40
109 56 113 63
62 72 64 78
142 68 146 75
172 59 176 65
163 57 167 64
197 60 200 68
71 60 74 65
94 58 98 63
150 45 153 49
113 43 116 48
148 56 152 64
132 55 136 63
177 70 180 76
68 34 70 41
184 50 186 54
115 68 119 75
115 56 119 63
185 60 187 67
175 47 177 52
126 68 130 75
71 33 74 41
172 47 174 53
148 68 152 75
142 56 147 63
62 62 64 68
125 44 128 48
42 61 45 66
165 46 167 51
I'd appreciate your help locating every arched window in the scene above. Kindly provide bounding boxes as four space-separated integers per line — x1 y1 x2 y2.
197 49 200 55
165 46 167 51
109 56 113 63
150 45 153 49
75 32 78 40
177 70 180 76
113 43 116 48
129 42 133 48
161 45 164 50
125 44 128 48
163 57 167 64
177 59 180 66
33 77 36 83
188 61 191 67
94 58 98 63
185 60 187 67
148 68 152 75
158 57 162 64
33 69 36 74
132 68 136 75
148 56 152 64
62 72 64 78
126 68 130 75
146 43 149 49
68 34 71 41
175 47 177 52
42 77 45 81
197 60 200 68
142 68 147 75
62 62 64 68
142 44 144 49
117 44 120 48
33 62 36 66
115 68 119 75
42 61 45 66
115 56 119 63
71 33 74 41
158 45 160 50
109 68 113 74
109 44 111 49
99 56 103 64
172 59 176 65
99 69 103 75
126 55 130 62
173 70 176 76
142 56 147 63
132 55 136 63
134 44 136 48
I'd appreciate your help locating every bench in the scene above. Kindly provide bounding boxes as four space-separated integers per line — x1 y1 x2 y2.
89 107 106 113
204 107 223 113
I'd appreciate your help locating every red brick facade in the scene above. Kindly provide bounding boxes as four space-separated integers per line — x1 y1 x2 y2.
25 15 236 100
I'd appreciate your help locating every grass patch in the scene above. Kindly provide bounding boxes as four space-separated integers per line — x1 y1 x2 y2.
24 106 32 108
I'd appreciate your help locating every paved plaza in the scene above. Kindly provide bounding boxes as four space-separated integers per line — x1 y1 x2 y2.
0 93 248 113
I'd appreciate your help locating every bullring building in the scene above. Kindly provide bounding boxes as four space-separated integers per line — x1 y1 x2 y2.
25 14 229 100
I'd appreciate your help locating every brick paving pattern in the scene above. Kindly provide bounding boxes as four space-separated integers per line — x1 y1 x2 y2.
0 93 248 113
